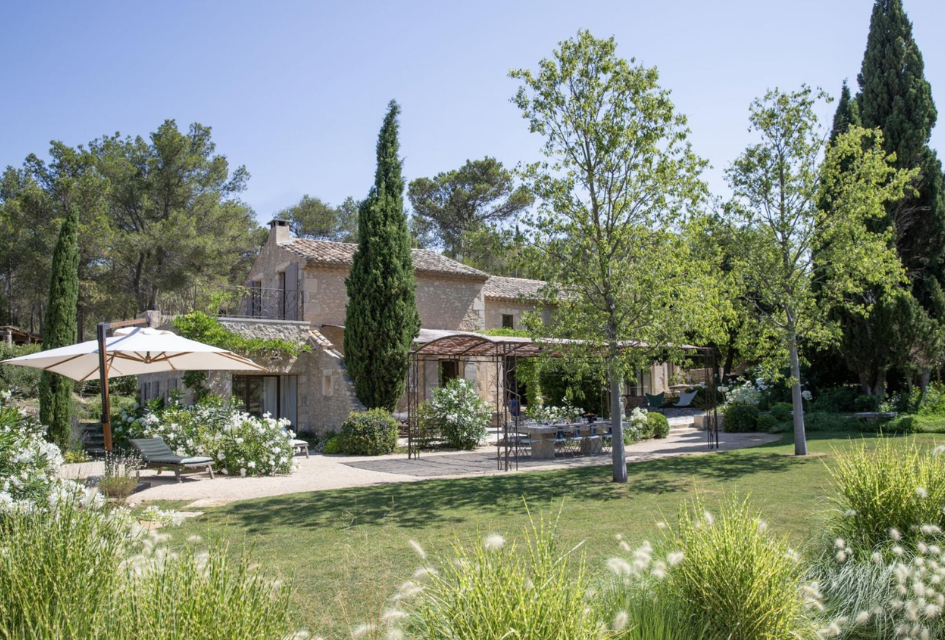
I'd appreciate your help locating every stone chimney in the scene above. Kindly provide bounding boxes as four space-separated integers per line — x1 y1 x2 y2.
269 218 291 244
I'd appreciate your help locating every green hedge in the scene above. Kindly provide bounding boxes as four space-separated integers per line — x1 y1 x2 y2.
883 414 945 434
648 412 670 439
722 404 759 433
802 412 840 432
757 413 777 433
339 409 398 456
321 435 342 454
811 386 859 413
853 394 880 412
770 402 792 423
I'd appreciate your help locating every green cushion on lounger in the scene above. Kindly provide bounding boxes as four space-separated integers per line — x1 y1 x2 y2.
130 438 207 465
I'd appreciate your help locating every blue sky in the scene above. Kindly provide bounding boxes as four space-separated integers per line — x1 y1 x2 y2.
2 0 943 224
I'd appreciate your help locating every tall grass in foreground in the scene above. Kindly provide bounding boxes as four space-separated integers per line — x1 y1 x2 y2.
598 583 710 640
661 496 812 640
0 499 127 638
116 539 293 640
828 438 945 552
0 497 296 640
813 559 899 639
815 437 945 638
402 515 606 640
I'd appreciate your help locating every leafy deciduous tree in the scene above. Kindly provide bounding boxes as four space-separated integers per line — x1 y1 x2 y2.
725 86 912 455
511 31 716 483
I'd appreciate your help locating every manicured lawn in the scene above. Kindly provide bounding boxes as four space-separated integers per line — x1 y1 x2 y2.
170 430 942 637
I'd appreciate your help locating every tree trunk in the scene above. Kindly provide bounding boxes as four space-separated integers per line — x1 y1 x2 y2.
919 370 931 393
610 361 627 483
789 336 807 456
858 371 872 396
872 369 886 398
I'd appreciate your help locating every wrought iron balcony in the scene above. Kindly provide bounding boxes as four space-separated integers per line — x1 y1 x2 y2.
158 285 308 321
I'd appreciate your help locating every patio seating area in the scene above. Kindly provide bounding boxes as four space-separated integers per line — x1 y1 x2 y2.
405 330 721 470
499 420 613 460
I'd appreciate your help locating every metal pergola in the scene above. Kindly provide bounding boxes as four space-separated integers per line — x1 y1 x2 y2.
406 329 720 470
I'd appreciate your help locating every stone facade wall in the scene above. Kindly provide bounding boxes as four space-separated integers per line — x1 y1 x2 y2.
217 317 312 344
244 231 303 306
414 274 486 330
483 299 551 331
301 266 348 328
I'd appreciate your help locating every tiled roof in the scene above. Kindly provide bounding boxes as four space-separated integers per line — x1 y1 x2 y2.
482 276 549 301
280 239 488 279
307 328 334 350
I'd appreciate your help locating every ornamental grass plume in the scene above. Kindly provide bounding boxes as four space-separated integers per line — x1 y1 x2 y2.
115 538 295 640
0 496 129 637
815 525 945 639
660 495 812 640
400 513 604 640
828 437 945 554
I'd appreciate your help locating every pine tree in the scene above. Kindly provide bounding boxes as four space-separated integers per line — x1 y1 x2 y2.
39 205 80 447
857 0 945 295
344 101 420 410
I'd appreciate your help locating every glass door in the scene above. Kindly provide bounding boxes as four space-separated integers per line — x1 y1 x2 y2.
232 375 298 428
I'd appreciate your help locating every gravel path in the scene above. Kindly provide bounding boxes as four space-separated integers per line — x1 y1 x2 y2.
59 429 778 507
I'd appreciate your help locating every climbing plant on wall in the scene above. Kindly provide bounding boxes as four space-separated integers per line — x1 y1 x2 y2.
172 312 309 359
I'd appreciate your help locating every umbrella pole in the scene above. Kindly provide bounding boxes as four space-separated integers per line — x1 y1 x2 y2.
97 322 113 452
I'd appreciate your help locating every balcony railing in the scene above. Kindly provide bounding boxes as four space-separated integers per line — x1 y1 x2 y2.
157 285 308 321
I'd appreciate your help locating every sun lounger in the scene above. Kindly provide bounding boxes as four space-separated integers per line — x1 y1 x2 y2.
129 437 214 482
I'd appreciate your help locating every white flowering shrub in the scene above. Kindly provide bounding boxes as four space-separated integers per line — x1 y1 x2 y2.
623 407 650 443
203 411 294 477
0 390 63 506
526 401 585 424
119 401 295 477
724 379 764 407
429 378 491 450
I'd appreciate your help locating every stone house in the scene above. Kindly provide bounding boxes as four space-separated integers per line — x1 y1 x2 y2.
140 219 682 433
141 220 552 434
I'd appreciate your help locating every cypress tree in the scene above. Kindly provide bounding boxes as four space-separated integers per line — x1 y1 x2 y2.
829 81 861 144
39 205 80 447
857 0 945 293
849 0 945 391
344 101 420 410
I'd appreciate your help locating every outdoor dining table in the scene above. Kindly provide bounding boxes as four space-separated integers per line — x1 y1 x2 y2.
520 422 610 459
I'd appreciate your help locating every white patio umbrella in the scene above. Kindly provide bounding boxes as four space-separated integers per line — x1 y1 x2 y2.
2 325 266 450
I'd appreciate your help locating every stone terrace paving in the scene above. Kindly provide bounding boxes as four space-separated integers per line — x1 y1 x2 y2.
60 428 775 507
